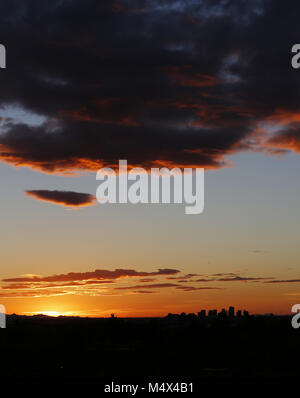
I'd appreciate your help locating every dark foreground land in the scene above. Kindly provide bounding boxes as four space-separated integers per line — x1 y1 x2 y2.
0 313 298 382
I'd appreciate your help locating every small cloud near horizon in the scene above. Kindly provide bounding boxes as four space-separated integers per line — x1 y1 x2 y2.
25 190 96 208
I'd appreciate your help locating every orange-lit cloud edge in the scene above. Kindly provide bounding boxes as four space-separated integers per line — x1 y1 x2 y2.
1 108 300 177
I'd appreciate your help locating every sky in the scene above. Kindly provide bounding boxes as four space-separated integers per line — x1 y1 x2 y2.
0 0 300 317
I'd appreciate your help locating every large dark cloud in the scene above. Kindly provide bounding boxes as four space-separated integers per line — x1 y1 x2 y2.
25 190 96 207
0 0 299 173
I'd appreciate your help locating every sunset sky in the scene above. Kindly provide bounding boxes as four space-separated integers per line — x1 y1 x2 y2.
0 0 300 317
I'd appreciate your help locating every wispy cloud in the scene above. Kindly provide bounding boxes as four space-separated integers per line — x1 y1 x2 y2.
264 279 300 284
0 268 292 298
217 276 274 282
175 286 224 291
0 268 182 298
3 268 180 283
114 283 180 290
